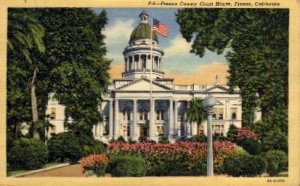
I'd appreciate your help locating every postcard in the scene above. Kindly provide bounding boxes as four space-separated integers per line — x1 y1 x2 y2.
0 0 299 186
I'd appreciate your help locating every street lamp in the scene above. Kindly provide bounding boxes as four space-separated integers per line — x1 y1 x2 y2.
203 94 216 176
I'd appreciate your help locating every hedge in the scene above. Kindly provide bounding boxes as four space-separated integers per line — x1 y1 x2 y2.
8 138 48 170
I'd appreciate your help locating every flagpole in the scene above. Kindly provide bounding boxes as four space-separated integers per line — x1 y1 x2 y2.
150 15 154 140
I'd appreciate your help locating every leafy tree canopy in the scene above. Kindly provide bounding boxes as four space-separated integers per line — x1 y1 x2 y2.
176 9 288 127
176 9 288 152
7 8 111 141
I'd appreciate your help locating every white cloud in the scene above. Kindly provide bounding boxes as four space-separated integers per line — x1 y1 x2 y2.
164 35 192 57
104 19 135 40
104 19 135 61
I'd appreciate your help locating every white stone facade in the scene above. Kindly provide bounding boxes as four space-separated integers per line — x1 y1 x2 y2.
46 10 245 143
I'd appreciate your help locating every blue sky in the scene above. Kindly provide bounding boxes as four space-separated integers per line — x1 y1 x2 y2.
93 8 229 84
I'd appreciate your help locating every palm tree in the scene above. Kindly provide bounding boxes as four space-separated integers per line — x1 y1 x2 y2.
186 98 206 135
8 10 45 140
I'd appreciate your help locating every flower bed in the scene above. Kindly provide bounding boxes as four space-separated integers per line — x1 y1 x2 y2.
80 154 108 176
108 141 239 175
236 127 258 141
80 141 248 176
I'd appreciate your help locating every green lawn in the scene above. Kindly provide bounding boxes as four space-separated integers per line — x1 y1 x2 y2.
8 162 62 177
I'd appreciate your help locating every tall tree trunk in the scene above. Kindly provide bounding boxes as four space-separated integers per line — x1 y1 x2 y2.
15 122 19 139
31 68 40 140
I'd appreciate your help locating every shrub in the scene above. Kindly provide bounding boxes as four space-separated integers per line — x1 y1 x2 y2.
82 139 106 157
108 155 148 177
188 134 207 142
116 136 126 143
232 146 249 156
264 150 288 176
146 153 189 176
47 132 82 163
237 138 262 155
8 138 48 170
158 135 169 144
188 157 207 176
138 136 146 142
213 134 229 141
262 129 288 153
224 154 266 177
80 153 109 176
227 124 238 142
236 127 258 142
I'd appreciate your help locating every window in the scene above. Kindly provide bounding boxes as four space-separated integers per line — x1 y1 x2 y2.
139 112 148 120
180 115 185 121
50 108 56 120
156 111 164 120
231 108 237 120
213 108 224 120
123 111 126 120
127 126 130 136
197 124 204 135
103 124 109 136
213 124 224 135
123 111 131 121
49 126 56 134
156 111 160 120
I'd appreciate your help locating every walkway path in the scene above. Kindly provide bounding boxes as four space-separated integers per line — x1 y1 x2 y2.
22 164 85 177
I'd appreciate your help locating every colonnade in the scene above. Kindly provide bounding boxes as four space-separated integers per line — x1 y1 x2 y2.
124 54 162 72
102 98 189 141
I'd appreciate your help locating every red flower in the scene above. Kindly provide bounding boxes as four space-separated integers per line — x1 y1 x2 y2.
236 127 258 141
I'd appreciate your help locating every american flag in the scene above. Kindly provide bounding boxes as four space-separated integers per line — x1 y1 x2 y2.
153 18 168 37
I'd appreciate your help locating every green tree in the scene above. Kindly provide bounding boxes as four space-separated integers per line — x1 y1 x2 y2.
7 8 111 142
186 98 206 134
34 9 111 137
226 124 238 142
176 9 288 151
7 9 46 140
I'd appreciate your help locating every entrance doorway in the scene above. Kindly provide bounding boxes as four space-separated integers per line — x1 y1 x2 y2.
140 126 148 137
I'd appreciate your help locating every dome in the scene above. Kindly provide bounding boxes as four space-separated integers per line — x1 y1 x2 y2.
129 23 158 43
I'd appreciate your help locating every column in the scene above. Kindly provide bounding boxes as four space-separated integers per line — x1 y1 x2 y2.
109 100 113 137
174 100 179 137
131 99 137 141
93 124 97 137
158 59 161 71
99 117 104 138
124 59 127 72
149 99 155 140
114 99 119 138
126 58 129 72
139 54 142 70
130 56 134 70
186 122 191 137
225 100 229 120
168 99 174 138
191 122 197 136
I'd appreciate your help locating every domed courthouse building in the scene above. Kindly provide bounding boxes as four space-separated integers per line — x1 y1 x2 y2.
47 11 250 143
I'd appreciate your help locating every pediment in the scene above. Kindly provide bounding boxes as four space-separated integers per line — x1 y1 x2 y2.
215 101 224 105
206 85 230 93
116 78 172 92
